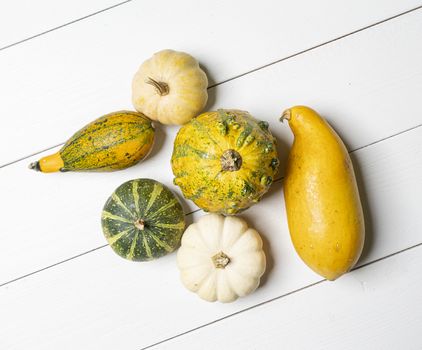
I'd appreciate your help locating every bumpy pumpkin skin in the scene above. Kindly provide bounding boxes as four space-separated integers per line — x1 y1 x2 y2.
29 111 155 172
171 109 279 214
101 178 185 261
132 49 208 125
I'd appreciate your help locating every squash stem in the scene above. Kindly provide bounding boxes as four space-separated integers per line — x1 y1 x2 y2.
28 161 40 171
221 149 242 171
212 251 230 268
279 109 291 123
146 77 169 96
134 219 146 230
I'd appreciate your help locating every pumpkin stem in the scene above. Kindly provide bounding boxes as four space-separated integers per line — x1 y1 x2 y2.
134 219 146 230
279 109 291 123
221 149 242 171
146 77 169 96
212 251 231 268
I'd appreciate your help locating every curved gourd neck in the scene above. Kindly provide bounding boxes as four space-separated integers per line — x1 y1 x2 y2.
282 106 334 140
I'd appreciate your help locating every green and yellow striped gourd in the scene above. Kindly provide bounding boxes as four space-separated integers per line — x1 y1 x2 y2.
171 109 279 215
29 111 154 172
101 178 185 261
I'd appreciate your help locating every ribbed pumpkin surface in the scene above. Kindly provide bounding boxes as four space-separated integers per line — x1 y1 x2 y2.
60 111 154 171
101 179 185 261
171 109 279 214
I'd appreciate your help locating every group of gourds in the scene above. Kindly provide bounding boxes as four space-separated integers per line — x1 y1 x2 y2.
30 50 365 303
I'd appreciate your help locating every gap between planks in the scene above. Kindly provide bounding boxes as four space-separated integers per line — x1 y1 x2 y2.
1 4 422 168
208 4 422 90
0 0 134 52
0 4 420 348
141 242 422 350
1 122 421 289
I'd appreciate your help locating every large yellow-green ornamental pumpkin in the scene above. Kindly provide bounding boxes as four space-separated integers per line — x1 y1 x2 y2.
171 109 279 214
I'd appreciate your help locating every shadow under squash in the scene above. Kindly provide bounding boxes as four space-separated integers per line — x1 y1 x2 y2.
273 133 290 180
325 116 375 266
350 152 375 264
146 123 167 161
256 231 274 289
200 63 218 112
239 214 275 290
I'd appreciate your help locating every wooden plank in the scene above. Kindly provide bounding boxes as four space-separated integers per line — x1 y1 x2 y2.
0 0 126 49
0 126 421 349
158 245 422 350
1 10 422 284
1 1 421 165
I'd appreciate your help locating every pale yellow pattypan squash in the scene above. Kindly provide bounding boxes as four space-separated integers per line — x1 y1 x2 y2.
132 49 208 125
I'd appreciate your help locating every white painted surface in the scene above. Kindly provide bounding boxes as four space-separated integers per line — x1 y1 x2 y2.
0 127 421 349
159 245 422 350
1 0 421 165
0 1 421 349
1 8 422 284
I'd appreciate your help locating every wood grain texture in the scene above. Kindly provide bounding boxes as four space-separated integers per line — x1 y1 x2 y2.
0 126 421 349
158 244 422 350
1 0 421 165
1 10 422 284
0 0 126 49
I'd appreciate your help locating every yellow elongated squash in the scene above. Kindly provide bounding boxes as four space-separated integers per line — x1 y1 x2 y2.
281 106 364 280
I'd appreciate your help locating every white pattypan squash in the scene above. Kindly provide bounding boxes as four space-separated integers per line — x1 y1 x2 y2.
177 214 266 303
132 49 208 125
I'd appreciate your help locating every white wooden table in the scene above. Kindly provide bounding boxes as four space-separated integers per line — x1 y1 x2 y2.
1 1 422 349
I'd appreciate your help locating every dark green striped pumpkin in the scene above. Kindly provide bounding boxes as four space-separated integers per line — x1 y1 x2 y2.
101 178 185 261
